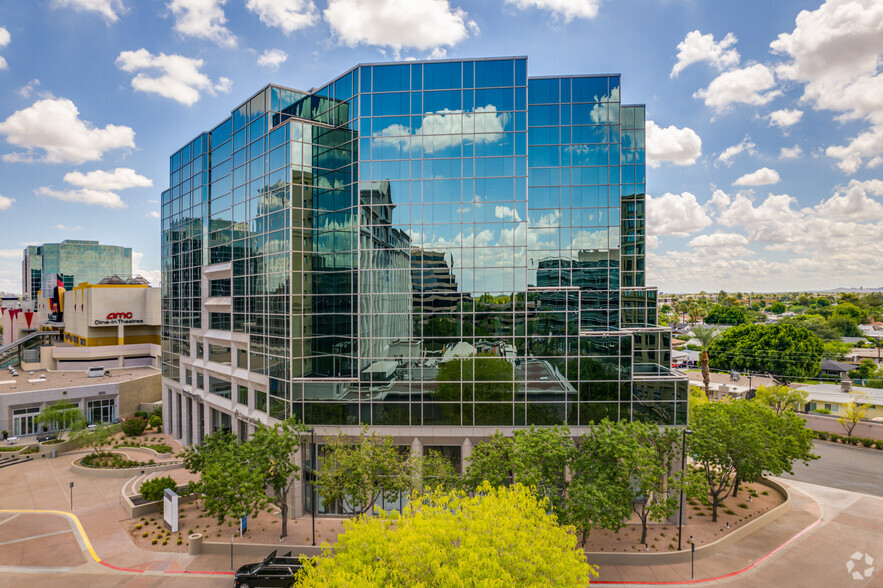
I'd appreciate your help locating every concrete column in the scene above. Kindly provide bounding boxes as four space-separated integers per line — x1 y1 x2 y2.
162 387 172 436
461 437 473 474
181 398 191 447
410 436 423 459
117 324 124 346
191 400 201 446
167 390 178 440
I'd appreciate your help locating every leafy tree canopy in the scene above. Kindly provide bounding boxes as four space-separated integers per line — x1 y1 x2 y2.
753 385 808 416
704 305 747 325
297 483 598 587
35 401 85 432
707 323 823 379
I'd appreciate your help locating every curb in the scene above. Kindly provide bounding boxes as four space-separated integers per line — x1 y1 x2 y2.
0 509 233 577
592 515 822 585
812 439 883 455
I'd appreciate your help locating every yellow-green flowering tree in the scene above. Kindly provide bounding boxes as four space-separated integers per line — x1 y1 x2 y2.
297 482 598 587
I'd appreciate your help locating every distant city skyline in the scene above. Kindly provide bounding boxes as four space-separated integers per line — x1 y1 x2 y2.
0 0 881 294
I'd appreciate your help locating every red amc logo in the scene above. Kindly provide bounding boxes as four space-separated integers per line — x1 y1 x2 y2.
106 312 133 320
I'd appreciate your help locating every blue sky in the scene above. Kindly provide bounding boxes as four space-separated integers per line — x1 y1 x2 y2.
0 0 881 294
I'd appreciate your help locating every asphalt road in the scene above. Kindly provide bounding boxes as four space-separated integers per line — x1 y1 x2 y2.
782 441 883 497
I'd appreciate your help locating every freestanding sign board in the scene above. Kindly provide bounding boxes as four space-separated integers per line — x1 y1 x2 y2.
163 488 179 532
240 514 247 537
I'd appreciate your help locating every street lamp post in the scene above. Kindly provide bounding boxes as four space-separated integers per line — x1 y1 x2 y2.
69 481 74 510
677 428 693 551
311 428 316 547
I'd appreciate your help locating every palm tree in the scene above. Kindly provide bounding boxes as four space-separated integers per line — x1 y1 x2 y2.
693 324 720 401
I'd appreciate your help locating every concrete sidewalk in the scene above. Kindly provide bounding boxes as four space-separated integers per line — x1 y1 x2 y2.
593 478 883 587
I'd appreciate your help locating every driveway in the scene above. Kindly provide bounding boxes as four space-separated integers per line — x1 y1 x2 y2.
781 441 883 497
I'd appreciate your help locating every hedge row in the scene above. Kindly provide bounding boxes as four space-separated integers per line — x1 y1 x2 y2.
813 430 882 449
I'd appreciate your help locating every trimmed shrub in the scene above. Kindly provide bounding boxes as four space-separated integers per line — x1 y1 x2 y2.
148 415 163 431
134 411 149 419
140 475 178 502
121 416 149 436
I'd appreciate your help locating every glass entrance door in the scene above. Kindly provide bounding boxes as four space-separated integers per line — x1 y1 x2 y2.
12 407 40 436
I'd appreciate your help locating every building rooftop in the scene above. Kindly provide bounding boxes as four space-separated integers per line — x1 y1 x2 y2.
0 366 159 394
796 383 883 405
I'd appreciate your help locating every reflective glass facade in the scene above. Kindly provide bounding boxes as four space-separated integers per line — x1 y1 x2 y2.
162 57 686 436
22 240 133 300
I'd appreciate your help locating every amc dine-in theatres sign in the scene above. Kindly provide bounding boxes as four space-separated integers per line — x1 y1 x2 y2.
93 311 144 326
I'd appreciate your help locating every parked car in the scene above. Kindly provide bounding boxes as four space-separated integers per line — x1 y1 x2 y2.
36 433 57 442
234 550 305 588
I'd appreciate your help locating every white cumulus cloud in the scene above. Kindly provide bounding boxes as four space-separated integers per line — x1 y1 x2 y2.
733 167 780 186
0 194 14 210
146 210 160 218
116 49 232 106
694 64 781 111
257 48 288 69
768 108 803 128
36 186 126 208
646 192 712 237
671 30 740 78
0 27 9 70
688 232 749 248
168 0 236 47
324 0 478 53
56 224 82 231
645 120 702 167
35 167 151 209
505 0 601 21
63 168 152 190
51 0 124 22
0 98 135 164
717 136 756 165
771 0 883 172
247 0 318 33
779 145 803 159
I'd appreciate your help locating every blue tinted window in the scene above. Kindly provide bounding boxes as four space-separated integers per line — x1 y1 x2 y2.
514 58 527 86
528 78 558 104
359 66 371 93
573 77 609 102
424 61 460 90
373 64 410 92
476 88 513 111
529 104 558 126
424 90 461 112
333 72 354 101
475 59 513 88
374 92 410 116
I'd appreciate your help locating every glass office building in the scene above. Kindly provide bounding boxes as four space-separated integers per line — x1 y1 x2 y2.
161 57 687 462
22 240 133 301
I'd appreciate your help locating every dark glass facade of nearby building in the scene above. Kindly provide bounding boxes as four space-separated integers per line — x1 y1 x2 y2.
22 240 133 300
162 57 686 433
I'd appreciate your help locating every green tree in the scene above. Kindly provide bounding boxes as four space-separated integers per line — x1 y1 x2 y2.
850 359 879 383
462 432 513 490
565 420 635 546
692 324 720 400
182 430 267 525
35 401 85 433
70 422 117 454
463 426 573 511
140 476 177 502
704 305 747 325
297 483 598 587
822 340 852 361
707 323 824 380
753 385 808 416
315 426 411 516
627 422 704 544
688 384 709 412
769 302 786 314
247 416 307 538
838 391 871 437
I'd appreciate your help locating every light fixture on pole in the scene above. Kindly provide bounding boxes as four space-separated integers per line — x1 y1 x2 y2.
677 428 693 551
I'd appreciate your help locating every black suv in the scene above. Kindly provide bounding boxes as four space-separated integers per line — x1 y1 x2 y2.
233 550 305 588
